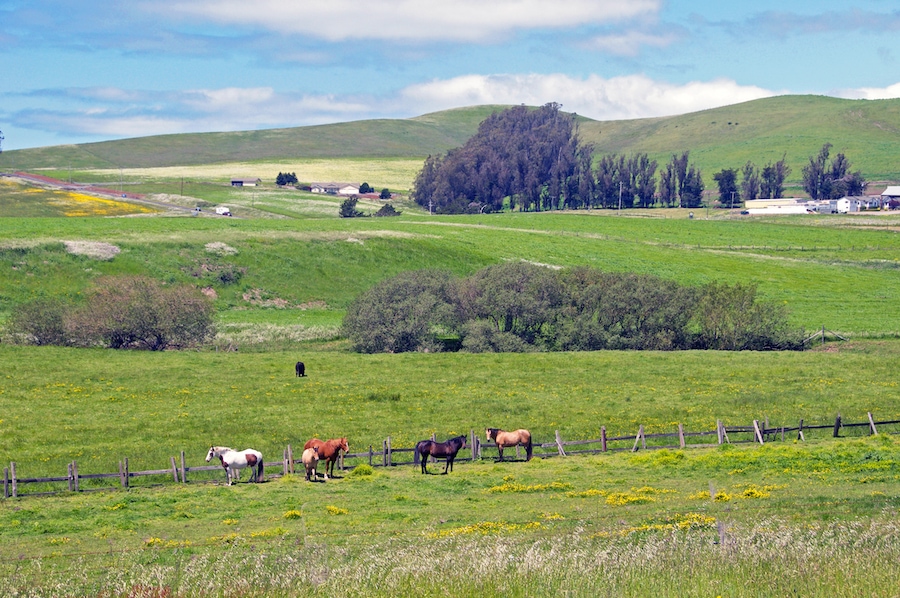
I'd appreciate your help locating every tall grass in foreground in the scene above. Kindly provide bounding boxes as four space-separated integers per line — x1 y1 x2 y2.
2 518 897 597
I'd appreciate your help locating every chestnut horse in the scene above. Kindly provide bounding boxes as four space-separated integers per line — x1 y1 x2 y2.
303 437 348 479
413 435 467 474
486 428 533 461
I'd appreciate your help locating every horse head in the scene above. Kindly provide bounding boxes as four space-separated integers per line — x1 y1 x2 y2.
205 446 217 462
486 428 498 441
339 438 349 452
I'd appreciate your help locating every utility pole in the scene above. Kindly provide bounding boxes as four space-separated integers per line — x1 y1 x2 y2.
618 181 622 214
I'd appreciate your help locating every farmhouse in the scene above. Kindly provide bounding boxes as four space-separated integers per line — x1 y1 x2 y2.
231 178 261 187
310 182 360 196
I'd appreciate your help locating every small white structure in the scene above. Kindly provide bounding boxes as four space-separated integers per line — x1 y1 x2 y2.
310 182 360 195
215 206 232 216
231 178 261 187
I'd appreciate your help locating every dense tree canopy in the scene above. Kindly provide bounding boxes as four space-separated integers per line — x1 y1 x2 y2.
411 103 579 214
343 263 805 353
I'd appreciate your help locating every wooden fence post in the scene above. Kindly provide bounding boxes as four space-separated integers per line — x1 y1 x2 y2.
470 430 477 462
180 451 187 483
717 420 723 445
555 430 567 457
169 457 178 483
798 420 805 441
124 458 130 488
632 425 645 452
72 460 79 492
833 415 842 438
3 467 7 499
868 412 878 435
283 449 289 476
678 423 685 449
118 461 126 488
753 420 765 444
368 445 373 467
67 462 74 492
601 426 607 452
10 462 16 498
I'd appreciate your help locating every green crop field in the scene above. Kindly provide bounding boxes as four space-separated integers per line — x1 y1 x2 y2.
2 100 900 595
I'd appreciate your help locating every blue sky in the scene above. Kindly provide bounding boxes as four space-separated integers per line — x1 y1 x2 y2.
2 0 899 150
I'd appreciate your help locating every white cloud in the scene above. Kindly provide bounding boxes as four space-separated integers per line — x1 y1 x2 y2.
162 0 661 42
400 74 776 120
582 30 680 57
834 82 900 101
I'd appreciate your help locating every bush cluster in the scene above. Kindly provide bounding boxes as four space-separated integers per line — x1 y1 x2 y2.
342 263 805 353
6 275 215 350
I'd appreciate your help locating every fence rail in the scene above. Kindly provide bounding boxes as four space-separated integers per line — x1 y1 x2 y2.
4 412 898 499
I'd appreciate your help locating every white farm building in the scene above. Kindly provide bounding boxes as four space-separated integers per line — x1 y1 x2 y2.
310 182 360 196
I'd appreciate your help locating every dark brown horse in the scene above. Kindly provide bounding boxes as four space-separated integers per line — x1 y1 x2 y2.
486 428 533 461
295 361 306 377
303 437 348 479
413 435 467 474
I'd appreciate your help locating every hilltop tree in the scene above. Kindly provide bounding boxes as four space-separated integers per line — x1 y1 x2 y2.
411 103 580 214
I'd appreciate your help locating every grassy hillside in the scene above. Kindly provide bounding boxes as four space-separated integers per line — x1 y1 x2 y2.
3 96 899 184
0 106 508 170
578 95 900 184
2 211 900 340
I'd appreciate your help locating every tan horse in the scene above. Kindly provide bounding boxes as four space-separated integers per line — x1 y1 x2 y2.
486 428 532 461
303 437 349 479
301 446 319 481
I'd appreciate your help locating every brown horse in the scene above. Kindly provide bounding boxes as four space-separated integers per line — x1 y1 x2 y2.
486 428 533 461
303 437 348 479
413 435 467 474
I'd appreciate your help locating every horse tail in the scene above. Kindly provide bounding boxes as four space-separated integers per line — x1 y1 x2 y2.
256 453 264 482
413 444 420 465
525 434 533 461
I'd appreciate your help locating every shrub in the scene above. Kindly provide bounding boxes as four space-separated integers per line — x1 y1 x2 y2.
6 297 70 346
10 276 215 350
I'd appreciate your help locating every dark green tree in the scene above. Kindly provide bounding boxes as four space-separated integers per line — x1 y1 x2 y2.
339 197 365 218
740 161 760 201
713 168 739 207
342 270 459 353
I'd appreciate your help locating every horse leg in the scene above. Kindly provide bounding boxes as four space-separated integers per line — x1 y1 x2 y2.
497 446 504 462
420 453 428 474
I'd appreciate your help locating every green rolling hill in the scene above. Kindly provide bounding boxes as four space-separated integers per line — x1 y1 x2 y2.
2 96 899 183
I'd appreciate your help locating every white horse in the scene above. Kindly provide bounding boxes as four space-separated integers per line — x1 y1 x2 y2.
206 446 264 485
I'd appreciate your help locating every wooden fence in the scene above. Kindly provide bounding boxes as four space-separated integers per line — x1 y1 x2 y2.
4 412 899 499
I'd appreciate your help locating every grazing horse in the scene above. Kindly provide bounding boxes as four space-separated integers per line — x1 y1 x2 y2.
413 435 467 474
301 446 319 482
205 446 264 485
303 437 349 480
295 361 306 377
486 428 533 461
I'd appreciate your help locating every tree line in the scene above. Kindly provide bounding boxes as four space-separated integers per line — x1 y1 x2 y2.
413 104 870 213
342 262 805 353
411 103 710 213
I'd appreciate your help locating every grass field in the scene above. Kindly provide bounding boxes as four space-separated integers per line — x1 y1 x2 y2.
3 121 900 594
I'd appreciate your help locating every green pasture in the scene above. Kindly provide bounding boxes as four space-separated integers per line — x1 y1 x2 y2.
2 210 900 336
2 342 899 481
